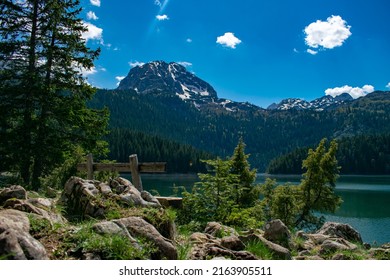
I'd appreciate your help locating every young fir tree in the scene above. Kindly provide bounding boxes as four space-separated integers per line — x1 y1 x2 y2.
230 138 257 207
295 139 342 229
0 0 108 189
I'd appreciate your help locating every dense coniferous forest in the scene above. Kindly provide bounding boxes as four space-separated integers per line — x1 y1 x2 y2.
267 134 390 174
107 128 214 173
90 89 390 173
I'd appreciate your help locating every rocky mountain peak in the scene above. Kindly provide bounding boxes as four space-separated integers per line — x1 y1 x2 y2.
117 61 218 100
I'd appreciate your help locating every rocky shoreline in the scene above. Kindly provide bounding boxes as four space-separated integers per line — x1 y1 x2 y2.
0 177 389 260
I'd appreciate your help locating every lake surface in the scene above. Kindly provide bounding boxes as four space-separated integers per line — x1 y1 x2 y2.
134 174 390 245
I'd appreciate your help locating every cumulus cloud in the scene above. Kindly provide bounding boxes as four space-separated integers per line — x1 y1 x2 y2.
82 22 103 42
177 61 192 67
186 38 193 43
90 0 100 7
216 32 242 49
129 61 145 68
307 49 318 55
87 11 98 20
386 82 390 89
304 15 351 50
156 14 169 21
325 85 375 99
116 76 126 86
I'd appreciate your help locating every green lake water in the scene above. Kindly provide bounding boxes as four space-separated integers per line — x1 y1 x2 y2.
132 174 390 245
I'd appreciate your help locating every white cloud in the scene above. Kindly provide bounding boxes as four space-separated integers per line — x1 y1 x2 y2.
115 76 126 86
325 85 375 99
154 0 162 6
90 0 100 7
87 11 98 20
186 38 192 43
304 15 352 50
82 22 103 42
307 49 318 55
293 48 299 53
81 66 97 77
386 82 390 89
129 61 145 68
177 61 192 68
156 14 169 21
216 32 242 49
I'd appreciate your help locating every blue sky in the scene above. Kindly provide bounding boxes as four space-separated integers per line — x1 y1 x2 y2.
80 0 390 107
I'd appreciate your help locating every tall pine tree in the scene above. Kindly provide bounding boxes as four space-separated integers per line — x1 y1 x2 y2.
0 0 108 189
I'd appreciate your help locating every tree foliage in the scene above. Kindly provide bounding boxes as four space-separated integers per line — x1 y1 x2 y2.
230 138 257 207
296 139 341 229
260 139 341 229
180 139 261 229
0 0 109 189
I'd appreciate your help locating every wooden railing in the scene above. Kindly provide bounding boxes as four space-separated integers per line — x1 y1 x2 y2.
77 154 166 191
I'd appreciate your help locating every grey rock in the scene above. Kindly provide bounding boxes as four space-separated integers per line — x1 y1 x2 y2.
320 239 350 253
317 222 363 244
239 234 291 260
0 185 27 205
263 219 291 248
204 222 238 237
0 209 48 260
188 233 257 260
61 177 161 218
116 216 177 260
221 235 245 251
141 191 161 206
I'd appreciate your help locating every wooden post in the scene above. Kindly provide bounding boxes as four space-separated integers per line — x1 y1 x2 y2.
129 154 143 191
86 153 94 180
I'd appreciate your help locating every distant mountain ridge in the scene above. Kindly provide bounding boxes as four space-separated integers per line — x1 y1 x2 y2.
267 93 354 111
117 61 375 112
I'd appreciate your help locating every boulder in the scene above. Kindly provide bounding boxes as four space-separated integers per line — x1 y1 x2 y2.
263 219 291 248
0 209 48 260
141 191 161 206
317 222 363 244
369 248 390 260
188 232 257 260
61 177 104 218
204 222 238 237
221 235 245 251
0 185 27 205
239 234 292 260
115 216 177 260
319 239 350 254
61 177 161 218
3 198 65 225
92 221 139 248
27 197 53 210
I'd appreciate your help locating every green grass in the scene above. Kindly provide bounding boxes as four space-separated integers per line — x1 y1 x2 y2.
245 239 275 260
67 221 155 260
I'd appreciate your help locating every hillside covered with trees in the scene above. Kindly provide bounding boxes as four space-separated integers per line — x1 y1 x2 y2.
267 134 390 175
